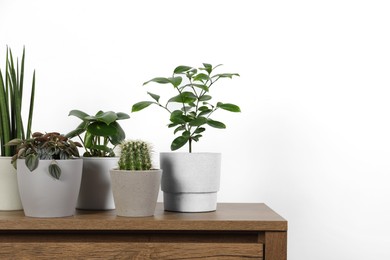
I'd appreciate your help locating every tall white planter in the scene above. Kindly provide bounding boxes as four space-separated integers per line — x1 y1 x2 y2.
110 169 162 217
77 157 118 210
0 157 23 210
160 153 221 212
17 159 83 218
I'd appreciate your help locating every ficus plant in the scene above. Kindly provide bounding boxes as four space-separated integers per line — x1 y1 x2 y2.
132 63 240 152
66 110 130 157
6 132 82 180
0 47 36 157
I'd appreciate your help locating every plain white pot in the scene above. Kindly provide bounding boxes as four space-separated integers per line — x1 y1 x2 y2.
77 157 118 210
110 169 162 217
17 159 83 218
0 157 23 210
160 153 221 212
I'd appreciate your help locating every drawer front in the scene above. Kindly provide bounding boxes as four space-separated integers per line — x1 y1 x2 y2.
0 242 263 259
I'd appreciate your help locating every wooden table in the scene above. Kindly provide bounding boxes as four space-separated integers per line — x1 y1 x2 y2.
0 203 287 259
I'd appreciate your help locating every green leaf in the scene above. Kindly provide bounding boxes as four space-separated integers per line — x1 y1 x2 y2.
174 125 185 134
207 119 226 129
143 77 171 85
192 134 202 142
87 122 117 137
170 110 187 124
116 112 130 120
189 117 207 126
192 84 209 92
93 111 118 125
199 95 212 101
198 109 212 117
68 110 89 120
147 92 160 102
193 73 210 82
212 73 240 79
65 121 88 138
174 65 192 74
194 127 206 134
108 122 126 145
217 102 241 112
168 92 197 104
202 63 213 74
25 154 39 172
182 131 191 138
49 161 61 180
168 76 182 88
171 136 189 151
132 101 154 112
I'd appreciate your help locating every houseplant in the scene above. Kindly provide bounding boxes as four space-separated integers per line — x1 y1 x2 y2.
110 140 162 217
132 63 240 212
66 110 130 210
0 47 36 210
6 132 83 217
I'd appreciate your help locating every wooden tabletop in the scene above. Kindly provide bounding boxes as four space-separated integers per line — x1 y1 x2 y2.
0 203 287 231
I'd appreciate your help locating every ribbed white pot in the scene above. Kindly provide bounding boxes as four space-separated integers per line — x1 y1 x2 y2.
110 169 162 217
77 157 118 210
0 157 23 211
17 159 83 218
160 153 221 212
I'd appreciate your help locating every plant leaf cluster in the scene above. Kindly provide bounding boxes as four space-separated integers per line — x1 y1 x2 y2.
6 132 82 180
0 47 35 156
132 63 240 152
66 110 130 157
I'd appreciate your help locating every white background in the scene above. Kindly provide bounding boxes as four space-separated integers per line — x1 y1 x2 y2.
1 0 390 259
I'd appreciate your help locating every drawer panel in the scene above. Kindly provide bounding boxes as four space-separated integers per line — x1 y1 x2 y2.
0 242 263 259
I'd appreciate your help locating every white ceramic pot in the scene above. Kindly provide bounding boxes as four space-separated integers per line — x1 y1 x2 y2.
110 169 162 217
160 152 221 212
77 157 118 210
0 157 23 210
17 159 83 218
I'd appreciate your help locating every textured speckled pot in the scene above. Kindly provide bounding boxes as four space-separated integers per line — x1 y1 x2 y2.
0 157 23 211
110 169 162 217
77 157 118 210
17 159 83 218
160 153 221 212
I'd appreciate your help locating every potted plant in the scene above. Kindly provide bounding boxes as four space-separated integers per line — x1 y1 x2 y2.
132 63 240 212
110 140 162 217
6 132 83 217
66 110 130 210
0 47 36 211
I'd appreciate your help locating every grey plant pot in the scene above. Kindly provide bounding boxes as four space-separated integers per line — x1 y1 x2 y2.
160 152 221 212
0 157 23 211
17 159 83 218
110 169 162 217
77 157 118 210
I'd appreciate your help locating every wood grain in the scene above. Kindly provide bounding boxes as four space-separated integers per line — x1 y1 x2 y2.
265 232 287 260
0 242 263 259
0 203 287 231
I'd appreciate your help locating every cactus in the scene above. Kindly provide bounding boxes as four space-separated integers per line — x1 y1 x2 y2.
118 140 153 171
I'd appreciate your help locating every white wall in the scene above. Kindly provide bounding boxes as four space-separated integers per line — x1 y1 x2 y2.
1 0 390 259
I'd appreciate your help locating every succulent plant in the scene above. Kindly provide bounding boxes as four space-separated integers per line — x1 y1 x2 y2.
6 132 82 180
118 140 152 171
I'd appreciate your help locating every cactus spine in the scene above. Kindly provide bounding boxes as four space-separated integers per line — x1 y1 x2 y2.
118 140 152 171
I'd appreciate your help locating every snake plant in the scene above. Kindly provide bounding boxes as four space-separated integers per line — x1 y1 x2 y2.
0 47 36 157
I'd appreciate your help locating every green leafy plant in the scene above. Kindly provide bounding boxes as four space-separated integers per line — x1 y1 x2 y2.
6 132 82 180
118 140 152 171
0 47 36 157
66 110 130 157
132 63 240 152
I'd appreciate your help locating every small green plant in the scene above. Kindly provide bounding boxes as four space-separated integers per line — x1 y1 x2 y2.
132 63 240 153
118 140 152 171
0 47 36 157
66 110 130 157
6 132 82 180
